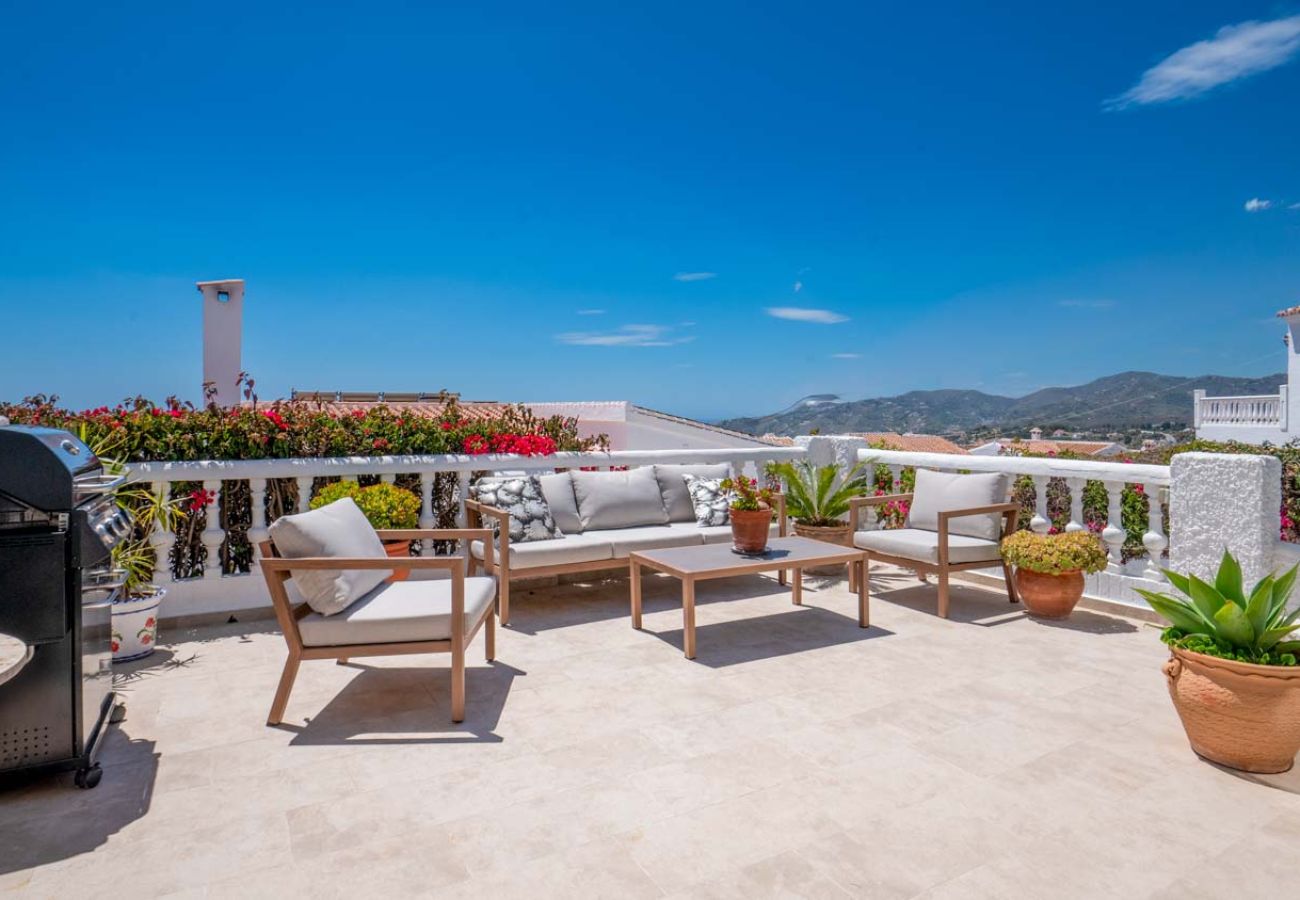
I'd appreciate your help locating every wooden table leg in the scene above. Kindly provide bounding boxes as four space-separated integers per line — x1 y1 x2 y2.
857 557 869 628
792 567 803 605
682 577 696 659
630 559 643 629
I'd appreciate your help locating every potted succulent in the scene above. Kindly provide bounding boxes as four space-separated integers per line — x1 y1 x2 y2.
720 475 776 554
999 530 1108 619
1137 551 1300 773
111 485 186 662
311 480 421 581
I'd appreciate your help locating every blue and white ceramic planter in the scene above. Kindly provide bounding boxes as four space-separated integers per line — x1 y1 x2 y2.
112 589 164 663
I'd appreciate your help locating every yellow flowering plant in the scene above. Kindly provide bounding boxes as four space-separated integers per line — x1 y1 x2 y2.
1000 530 1108 576
311 480 420 530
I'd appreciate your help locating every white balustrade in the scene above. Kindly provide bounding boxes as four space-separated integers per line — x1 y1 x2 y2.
1101 480 1126 572
123 447 807 606
1029 475 1051 535
1196 393 1284 427
1142 485 1168 581
1065 477 1086 533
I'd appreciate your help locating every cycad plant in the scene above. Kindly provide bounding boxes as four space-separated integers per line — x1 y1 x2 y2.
766 459 870 527
1137 550 1300 666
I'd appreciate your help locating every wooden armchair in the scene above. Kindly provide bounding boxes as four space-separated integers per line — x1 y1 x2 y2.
847 473 1019 618
257 527 497 725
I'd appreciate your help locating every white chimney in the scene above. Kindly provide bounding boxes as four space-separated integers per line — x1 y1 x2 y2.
195 279 245 408
1029 426 1043 441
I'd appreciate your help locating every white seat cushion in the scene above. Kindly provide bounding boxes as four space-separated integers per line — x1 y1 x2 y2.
697 522 782 545
471 532 614 569
298 577 497 647
854 528 1002 565
268 497 390 616
588 524 704 557
907 469 1009 541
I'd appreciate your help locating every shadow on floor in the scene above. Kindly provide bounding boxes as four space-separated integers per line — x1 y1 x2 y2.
646 607 895 667
1026 609 1139 635
0 731 157 875
506 571 798 636
274 661 523 746
875 583 1027 626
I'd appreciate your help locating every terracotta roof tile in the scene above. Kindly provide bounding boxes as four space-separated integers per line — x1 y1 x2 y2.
857 432 968 454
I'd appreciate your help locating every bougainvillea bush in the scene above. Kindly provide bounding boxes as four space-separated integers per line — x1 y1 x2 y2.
0 394 602 578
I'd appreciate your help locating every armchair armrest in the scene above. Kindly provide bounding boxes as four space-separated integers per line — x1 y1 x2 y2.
259 555 466 574
936 502 1019 535
848 493 915 531
375 528 495 569
463 499 511 571
771 491 788 537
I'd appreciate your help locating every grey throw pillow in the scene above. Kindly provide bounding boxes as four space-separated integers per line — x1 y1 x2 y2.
683 475 732 526
268 497 390 616
472 475 563 543
654 463 732 522
907 469 1010 540
570 467 670 530
538 472 583 534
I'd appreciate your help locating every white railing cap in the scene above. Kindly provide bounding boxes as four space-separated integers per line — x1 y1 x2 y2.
856 447 1170 485
125 446 806 481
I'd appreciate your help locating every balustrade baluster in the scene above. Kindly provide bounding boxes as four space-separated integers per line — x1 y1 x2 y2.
1064 477 1086 532
247 478 269 556
1101 481 1125 572
1029 475 1050 534
380 473 396 485
888 465 902 492
149 481 174 582
457 472 471 528
1142 485 1168 581
296 476 313 513
201 479 224 576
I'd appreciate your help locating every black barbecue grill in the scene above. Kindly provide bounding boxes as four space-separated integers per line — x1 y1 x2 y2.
0 425 128 788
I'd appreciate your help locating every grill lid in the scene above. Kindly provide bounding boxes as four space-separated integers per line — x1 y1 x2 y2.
0 426 104 512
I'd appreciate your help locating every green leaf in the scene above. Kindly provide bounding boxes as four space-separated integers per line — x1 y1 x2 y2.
1215 550 1245 606
1259 626 1300 651
1136 590 1207 633
1272 641 1300 655
1187 575 1229 623
1214 602 1255 648
1271 565 1299 619
1246 575 1275 637
1161 568 1192 598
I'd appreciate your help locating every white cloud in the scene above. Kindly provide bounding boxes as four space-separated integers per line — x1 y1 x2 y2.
1290 202 1300 210
765 307 849 324
1107 15 1300 109
1245 197 1273 212
555 324 694 347
831 352 861 359
793 281 803 293
1058 298 1116 309
576 308 605 315
673 272 717 282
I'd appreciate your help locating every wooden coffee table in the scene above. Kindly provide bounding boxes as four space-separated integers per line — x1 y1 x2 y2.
629 536 869 659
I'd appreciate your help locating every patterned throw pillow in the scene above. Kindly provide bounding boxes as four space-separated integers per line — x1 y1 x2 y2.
472 475 563 543
683 475 732 527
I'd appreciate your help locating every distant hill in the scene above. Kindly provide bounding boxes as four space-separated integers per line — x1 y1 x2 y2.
717 371 1287 436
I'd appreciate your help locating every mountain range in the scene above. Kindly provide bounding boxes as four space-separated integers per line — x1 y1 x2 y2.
716 371 1287 437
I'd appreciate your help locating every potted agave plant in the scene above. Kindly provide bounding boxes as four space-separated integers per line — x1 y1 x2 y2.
1137 550 1300 773
720 475 776 555
111 484 186 662
310 480 421 581
1000 530 1109 619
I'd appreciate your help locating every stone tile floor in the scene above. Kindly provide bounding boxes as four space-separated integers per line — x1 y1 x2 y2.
4 567 1300 898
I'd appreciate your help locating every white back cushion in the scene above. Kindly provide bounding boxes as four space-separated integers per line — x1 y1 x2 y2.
654 463 731 522
570 467 670 530
538 472 583 534
907 469 1009 541
268 497 390 616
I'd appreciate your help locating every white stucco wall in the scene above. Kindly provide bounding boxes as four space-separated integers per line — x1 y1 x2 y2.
1195 424 1291 445
1168 452 1281 588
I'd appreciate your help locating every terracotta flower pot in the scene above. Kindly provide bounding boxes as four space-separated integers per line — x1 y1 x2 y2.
384 540 412 582
1163 646 1300 773
1014 568 1084 619
793 521 853 574
730 508 773 554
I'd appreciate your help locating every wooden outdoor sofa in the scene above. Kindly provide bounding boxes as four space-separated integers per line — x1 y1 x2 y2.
465 464 784 625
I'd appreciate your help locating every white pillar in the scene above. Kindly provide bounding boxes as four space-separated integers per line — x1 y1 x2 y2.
195 279 245 408
1142 485 1168 582
247 478 269 556
1064 477 1086 532
1169 452 1281 588
200 479 224 576
1101 481 1125 572
1029 476 1051 534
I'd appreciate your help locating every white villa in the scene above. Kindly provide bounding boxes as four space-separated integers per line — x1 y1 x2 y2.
1195 304 1299 445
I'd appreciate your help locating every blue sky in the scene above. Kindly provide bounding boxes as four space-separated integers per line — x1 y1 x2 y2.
2 1 1298 420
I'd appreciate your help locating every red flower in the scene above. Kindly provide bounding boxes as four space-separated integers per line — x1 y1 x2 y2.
440 422 454 431
187 488 216 512
262 409 288 431
372 438 389 450
145 617 156 628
